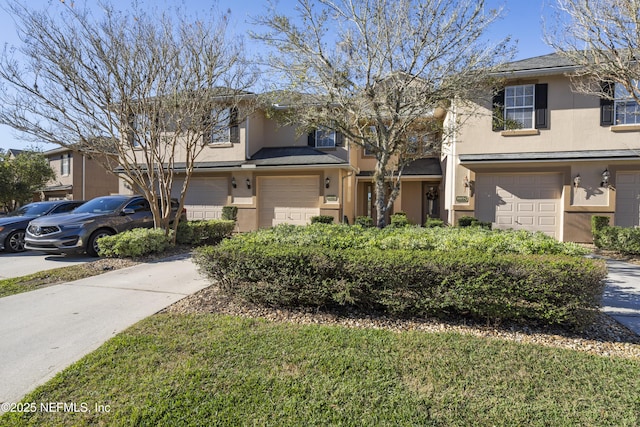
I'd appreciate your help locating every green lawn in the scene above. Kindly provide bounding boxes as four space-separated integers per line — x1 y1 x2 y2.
2 314 639 426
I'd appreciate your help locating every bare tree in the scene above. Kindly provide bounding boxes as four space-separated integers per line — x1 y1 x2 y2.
0 1 256 237
253 0 512 227
546 0 640 102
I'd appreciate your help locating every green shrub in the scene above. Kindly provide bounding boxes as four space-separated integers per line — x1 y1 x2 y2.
591 216 610 247
231 223 588 256
311 215 335 224
195 242 606 328
355 216 374 227
458 216 476 227
176 220 235 246
98 228 173 258
221 206 238 222
424 218 444 228
458 216 491 229
389 212 409 227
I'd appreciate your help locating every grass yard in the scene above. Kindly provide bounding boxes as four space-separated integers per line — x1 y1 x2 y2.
3 314 639 426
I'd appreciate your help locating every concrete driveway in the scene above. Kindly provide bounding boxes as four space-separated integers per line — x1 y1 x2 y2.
0 251 93 280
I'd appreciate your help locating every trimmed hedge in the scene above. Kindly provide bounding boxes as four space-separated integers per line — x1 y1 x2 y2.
389 212 409 227
221 206 238 222
98 228 173 258
176 219 235 246
311 215 335 224
595 225 640 255
355 216 374 227
195 242 607 328
231 223 589 256
591 216 610 247
458 216 492 230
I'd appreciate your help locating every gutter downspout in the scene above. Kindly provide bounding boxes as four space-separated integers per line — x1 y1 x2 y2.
341 167 357 223
448 98 458 226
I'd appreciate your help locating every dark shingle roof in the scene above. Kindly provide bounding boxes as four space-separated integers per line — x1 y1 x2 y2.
247 146 348 166
460 149 640 163
357 157 442 176
493 52 579 77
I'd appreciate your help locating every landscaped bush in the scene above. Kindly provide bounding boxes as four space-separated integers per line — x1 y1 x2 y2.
311 215 335 224
175 219 235 246
389 212 409 227
424 218 444 228
354 216 374 227
596 225 640 255
98 228 173 258
458 215 491 229
591 215 610 247
231 223 589 256
221 206 238 222
195 241 606 328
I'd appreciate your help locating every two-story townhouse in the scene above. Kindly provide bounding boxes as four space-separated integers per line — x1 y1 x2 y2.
117 94 445 231
43 147 119 201
443 52 640 242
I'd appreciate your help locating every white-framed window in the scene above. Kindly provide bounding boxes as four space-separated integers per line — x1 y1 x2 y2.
61 153 70 176
504 84 535 129
615 83 640 125
132 114 151 148
315 127 336 148
209 108 231 144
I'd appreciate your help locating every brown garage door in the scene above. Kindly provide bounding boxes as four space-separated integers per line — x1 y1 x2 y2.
173 178 228 220
475 173 562 238
259 176 320 228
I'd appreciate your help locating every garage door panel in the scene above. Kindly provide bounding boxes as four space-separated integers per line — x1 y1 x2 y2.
173 178 228 220
260 176 320 228
476 173 561 239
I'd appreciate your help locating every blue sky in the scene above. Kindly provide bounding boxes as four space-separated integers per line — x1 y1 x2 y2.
0 0 555 152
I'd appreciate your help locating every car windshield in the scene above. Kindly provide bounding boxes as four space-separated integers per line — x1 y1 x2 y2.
8 203 53 217
73 197 128 214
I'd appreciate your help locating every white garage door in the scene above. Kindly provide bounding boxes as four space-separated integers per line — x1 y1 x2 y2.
616 172 640 227
475 173 562 238
173 178 228 220
259 176 320 228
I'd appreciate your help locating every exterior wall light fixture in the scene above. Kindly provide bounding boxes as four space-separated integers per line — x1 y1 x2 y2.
463 175 469 189
325 177 330 189
573 174 581 188
246 178 251 189
231 177 237 188
601 169 610 188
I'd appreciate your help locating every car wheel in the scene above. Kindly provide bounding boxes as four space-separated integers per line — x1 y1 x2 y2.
87 229 114 257
5 230 26 253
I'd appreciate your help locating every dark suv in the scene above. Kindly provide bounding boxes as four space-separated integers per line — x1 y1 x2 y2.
24 195 180 256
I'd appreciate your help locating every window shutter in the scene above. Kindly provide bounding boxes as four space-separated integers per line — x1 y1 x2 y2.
600 82 615 126
229 107 239 143
308 130 316 147
336 131 344 147
534 84 548 129
492 89 505 131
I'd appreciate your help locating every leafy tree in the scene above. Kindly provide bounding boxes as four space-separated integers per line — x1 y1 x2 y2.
0 149 55 211
546 0 640 103
0 1 256 238
253 0 512 227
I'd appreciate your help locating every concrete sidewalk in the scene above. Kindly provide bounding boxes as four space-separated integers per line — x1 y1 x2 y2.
601 258 640 335
0 254 209 407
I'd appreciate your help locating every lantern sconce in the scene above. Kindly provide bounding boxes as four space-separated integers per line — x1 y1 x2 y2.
231 177 237 188
463 175 469 189
325 177 330 189
573 174 581 188
246 178 251 189
601 169 610 188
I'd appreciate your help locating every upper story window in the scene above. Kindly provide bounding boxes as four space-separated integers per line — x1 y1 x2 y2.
308 127 343 149
208 107 239 145
60 153 70 176
614 83 640 125
492 83 547 131
504 85 535 129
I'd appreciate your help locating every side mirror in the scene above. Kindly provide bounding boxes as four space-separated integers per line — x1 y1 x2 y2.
121 208 135 215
